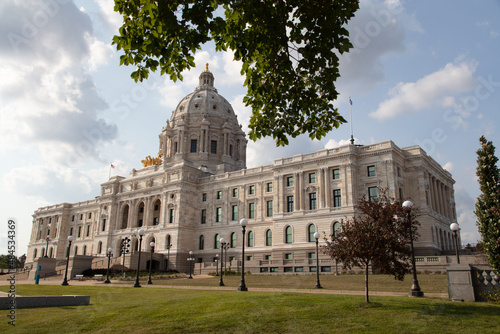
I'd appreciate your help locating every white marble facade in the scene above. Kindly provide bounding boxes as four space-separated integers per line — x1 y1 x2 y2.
27 69 459 272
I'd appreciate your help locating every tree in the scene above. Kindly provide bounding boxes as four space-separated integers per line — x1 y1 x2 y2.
0 254 21 270
475 136 500 273
323 190 419 303
112 0 360 146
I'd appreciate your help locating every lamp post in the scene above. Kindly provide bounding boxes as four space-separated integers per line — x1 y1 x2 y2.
147 242 155 284
450 223 461 264
133 229 145 288
165 243 172 272
224 242 229 272
188 251 195 279
402 200 424 297
218 237 225 286
238 218 248 291
121 237 130 278
314 232 323 289
104 247 113 284
44 236 50 258
215 254 219 276
61 236 73 286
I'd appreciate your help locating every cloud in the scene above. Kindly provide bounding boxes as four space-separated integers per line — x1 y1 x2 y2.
442 162 454 172
369 61 477 120
324 138 362 148
0 1 118 165
337 0 408 95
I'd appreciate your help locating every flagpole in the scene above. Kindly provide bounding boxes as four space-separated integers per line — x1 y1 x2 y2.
349 97 354 145
109 164 112 179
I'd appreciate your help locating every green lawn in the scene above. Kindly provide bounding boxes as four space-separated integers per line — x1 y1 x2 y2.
1 281 499 333
111 272 449 294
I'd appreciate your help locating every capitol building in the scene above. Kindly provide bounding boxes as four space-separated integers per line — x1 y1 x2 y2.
26 68 459 276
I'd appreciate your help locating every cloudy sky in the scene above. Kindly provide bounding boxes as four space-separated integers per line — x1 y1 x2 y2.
1 0 499 256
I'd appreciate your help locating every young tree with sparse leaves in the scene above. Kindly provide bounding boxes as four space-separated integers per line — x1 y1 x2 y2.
112 0 360 146
323 190 419 303
475 136 500 274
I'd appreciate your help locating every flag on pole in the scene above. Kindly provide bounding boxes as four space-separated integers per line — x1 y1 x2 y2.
349 97 353 105
111 164 115 169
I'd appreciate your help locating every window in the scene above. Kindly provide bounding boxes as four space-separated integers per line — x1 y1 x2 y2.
154 204 159 211
216 190 222 200
201 209 206 224
83 245 87 256
169 209 175 223
332 222 341 238
248 231 254 247
399 188 403 200
78 226 81 238
333 189 341 207
397 166 401 177
308 224 316 242
216 207 222 222
199 235 204 250
265 254 272 260
88 213 92 219
266 182 273 192
215 234 220 249
367 165 376 177
231 232 236 248
249 203 255 219
369 187 378 202
266 200 273 217
309 172 316 183
98 242 102 254
285 226 292 244
232 188 238 197
333 169 340 180
308 252 316 259
202 193 207 201
284 253 292 259
138 219 143 227
102 219 106 232
232 205 238 221
72 215 75 222
266 229 272 246
287 196 294 212
249 185 255 195
309 193 317 210
190 139 197 153
69 227 73 236
174 142 178 153
80 214 83 220
210 140 217 154
286 176 294 187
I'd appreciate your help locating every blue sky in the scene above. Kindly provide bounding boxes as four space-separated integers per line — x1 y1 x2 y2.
1 0 499 256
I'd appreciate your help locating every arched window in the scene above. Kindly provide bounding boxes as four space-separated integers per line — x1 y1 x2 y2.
33 248 38 259
231 232 236 248
199 235 204 250
83 245 87 255
308 224 316 242
152 199 161 225
248 231 254 247
121 205 129 229
214 234 220 249
137 202 145 227
74 246 78 256
49 247 53 258
98 241 103 254
266 229 272 246
166 234 172 248
332 221 341 238
285 226 293 244
41 248 45 257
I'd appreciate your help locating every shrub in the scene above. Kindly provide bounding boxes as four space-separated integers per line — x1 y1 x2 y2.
482 286 500 304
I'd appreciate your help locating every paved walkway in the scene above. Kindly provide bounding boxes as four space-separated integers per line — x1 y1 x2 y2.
0 278 448 298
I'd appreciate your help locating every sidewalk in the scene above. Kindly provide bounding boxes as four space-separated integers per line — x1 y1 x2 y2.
0 279 448 298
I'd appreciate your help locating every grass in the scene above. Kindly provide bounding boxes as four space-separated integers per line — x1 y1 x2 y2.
111 272 449 294
1 283 499 334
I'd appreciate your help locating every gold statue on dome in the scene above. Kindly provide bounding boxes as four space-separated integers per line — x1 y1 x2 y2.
205 63 209 72
141 152 163 167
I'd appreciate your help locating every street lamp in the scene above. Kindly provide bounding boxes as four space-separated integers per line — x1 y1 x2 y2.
165 242 172 272
218 237 225 286
121 237 131 278
147 242 155 284
61 236 73 286
314 232 323 289
402 200 424 297
238 218 248 291
450 223 461 264
44 236 50 258
215 254 219 276
104 247 113 284
188 251 195 279
133 229 145 288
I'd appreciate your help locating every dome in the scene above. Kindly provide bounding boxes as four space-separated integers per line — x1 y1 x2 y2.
159 65 247 173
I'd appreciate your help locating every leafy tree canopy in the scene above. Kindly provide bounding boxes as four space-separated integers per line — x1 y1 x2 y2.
475 136 500 273
323 189 419 302
112 0 360 146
